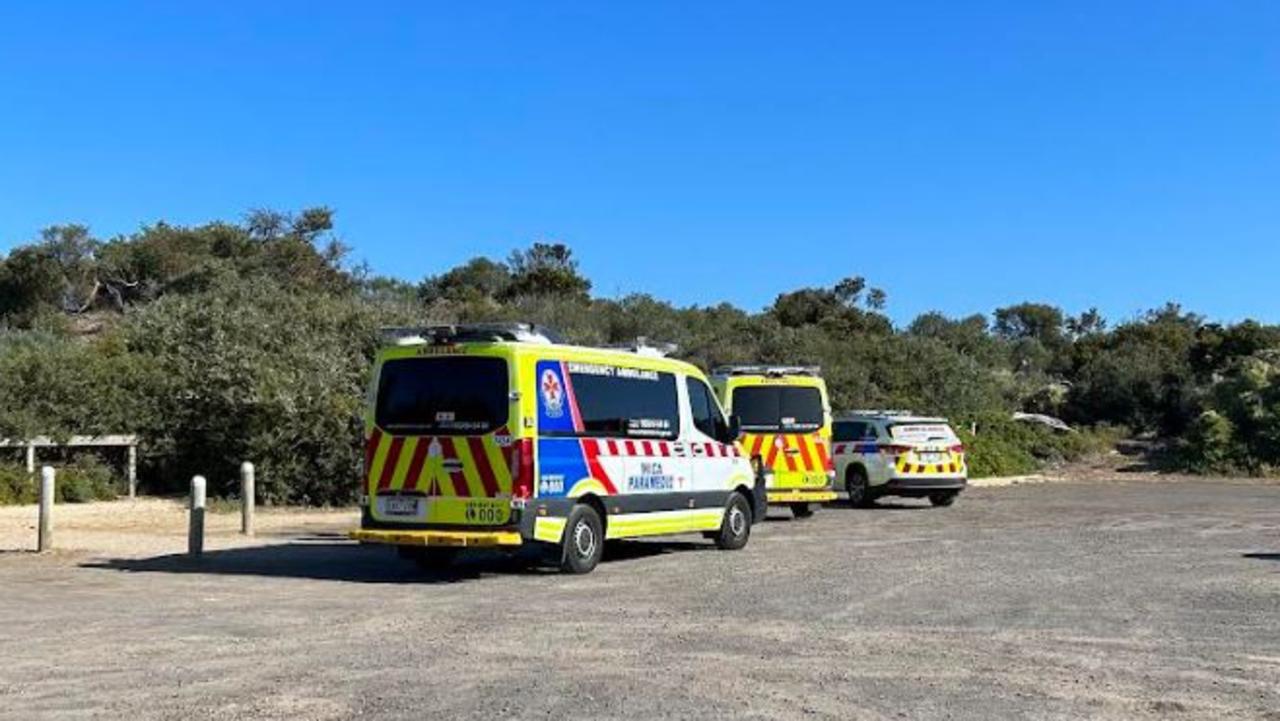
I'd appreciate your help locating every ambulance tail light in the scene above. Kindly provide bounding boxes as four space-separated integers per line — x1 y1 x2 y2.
511 438 535 500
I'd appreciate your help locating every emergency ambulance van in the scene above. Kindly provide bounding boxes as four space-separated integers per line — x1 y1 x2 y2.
831 411 967 507
350 323 762 574
710 366 837 518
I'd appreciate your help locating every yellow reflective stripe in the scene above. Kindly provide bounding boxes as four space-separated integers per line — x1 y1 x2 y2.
426 452 451 496
389 437 418 490
367 433 393 489
534 516 567 543
451 437 485 497
604 509 723 539
483 437 511 489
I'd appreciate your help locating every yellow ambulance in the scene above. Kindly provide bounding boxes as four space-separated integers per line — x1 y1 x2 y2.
711 366 837 518
350 324 762 574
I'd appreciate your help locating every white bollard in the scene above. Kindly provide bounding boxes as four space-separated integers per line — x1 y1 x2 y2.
189 475 206 558
38 466 54 552
240 462 255 536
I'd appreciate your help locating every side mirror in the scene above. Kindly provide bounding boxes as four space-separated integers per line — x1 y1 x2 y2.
722 415 742 444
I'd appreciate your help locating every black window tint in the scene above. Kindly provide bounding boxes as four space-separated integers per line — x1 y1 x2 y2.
733 387 823 432
376 357 508 434
687 378 728 439
833 421 864 442
569 368 679 439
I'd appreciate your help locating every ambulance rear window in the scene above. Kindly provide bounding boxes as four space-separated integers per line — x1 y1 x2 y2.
733 387 823 432
376 357 509 434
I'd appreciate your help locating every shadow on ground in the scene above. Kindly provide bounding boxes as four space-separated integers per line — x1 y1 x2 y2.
82 537 710 584
1242 552 1280 563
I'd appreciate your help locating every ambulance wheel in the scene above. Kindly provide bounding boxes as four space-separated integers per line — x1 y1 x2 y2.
846 467 874 508
560 504 604 574
715 492 752 550
790 503 814 519
929 491 959 507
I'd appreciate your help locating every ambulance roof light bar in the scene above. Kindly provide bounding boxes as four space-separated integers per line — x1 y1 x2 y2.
381 323 563 346
712 364 822 378
603 336 680 358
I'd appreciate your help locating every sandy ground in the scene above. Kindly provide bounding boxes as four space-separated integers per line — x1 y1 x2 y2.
0 498 356 557
2 481 1279 720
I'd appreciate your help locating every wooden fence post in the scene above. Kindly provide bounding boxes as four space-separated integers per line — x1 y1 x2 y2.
189 475 206 558
240 462 255 536
38 466 54 552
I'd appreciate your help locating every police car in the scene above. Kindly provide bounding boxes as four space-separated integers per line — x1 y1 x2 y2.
831 411 967 507
350 323 763 574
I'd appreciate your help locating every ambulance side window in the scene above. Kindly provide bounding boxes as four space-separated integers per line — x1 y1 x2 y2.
569 369 680 440
687 378 727 440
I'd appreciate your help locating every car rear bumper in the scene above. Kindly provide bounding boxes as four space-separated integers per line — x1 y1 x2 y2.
880 476 967 496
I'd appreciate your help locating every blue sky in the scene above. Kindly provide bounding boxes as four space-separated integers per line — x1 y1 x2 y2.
2 2 1277 326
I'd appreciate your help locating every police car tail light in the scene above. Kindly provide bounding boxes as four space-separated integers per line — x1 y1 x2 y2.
880 444 912 456
950 444 965 454
511 438 535 500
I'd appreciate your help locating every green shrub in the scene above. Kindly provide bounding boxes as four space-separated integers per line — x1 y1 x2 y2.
0 462 36 504
0 456 117 504
956 414 1122 478
57 455 118 502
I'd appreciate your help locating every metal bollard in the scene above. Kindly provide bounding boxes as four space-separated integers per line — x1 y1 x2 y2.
38 466 54 552
189 475 206 558
240 462 255 536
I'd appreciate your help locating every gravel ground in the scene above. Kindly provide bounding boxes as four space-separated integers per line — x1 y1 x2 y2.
2 482 1279 720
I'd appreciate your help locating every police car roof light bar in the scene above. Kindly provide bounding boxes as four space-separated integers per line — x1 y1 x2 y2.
841 409 919 418
712 364 822 377
380 323 563 346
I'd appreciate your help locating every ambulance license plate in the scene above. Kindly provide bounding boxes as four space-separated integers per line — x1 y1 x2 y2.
383 496 421 517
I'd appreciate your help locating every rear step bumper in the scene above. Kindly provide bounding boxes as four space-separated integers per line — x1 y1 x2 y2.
349 528 523 548
767 488 838 504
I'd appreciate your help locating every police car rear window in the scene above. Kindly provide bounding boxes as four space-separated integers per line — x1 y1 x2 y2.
376 357 509 435
888 423 957 443
734 387 823 432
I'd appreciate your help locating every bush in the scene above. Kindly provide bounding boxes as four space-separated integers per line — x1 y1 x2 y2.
0 456 117 505
956 414 1122 478
0 462 36 504
57 455 118 502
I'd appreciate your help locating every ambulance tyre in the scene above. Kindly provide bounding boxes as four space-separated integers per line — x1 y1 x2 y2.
714 492 752 551
560 504 605 574
929 491 959 507
790 503 814 519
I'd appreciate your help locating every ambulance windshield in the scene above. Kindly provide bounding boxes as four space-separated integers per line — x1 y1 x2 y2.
376 357 509 434
733 386 823 432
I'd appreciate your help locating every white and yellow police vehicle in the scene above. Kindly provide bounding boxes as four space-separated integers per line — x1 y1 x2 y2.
350 323 762 574
831 411 967 507
711 366 837 518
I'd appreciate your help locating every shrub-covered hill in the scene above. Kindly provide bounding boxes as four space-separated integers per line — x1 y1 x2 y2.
2 208 1277 503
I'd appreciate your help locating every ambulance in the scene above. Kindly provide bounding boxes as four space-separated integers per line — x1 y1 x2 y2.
350 323 762 574
710 366 837 518
831 411 967 507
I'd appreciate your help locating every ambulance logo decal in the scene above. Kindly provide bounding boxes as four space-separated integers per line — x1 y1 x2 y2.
541 368 564 418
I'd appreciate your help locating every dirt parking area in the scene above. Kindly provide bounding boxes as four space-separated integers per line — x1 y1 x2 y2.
2 481 1279 720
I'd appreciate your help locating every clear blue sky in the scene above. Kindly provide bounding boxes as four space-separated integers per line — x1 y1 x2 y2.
2 2 1277 326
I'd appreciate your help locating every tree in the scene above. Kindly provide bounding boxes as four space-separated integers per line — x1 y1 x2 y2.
504 242 591 299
